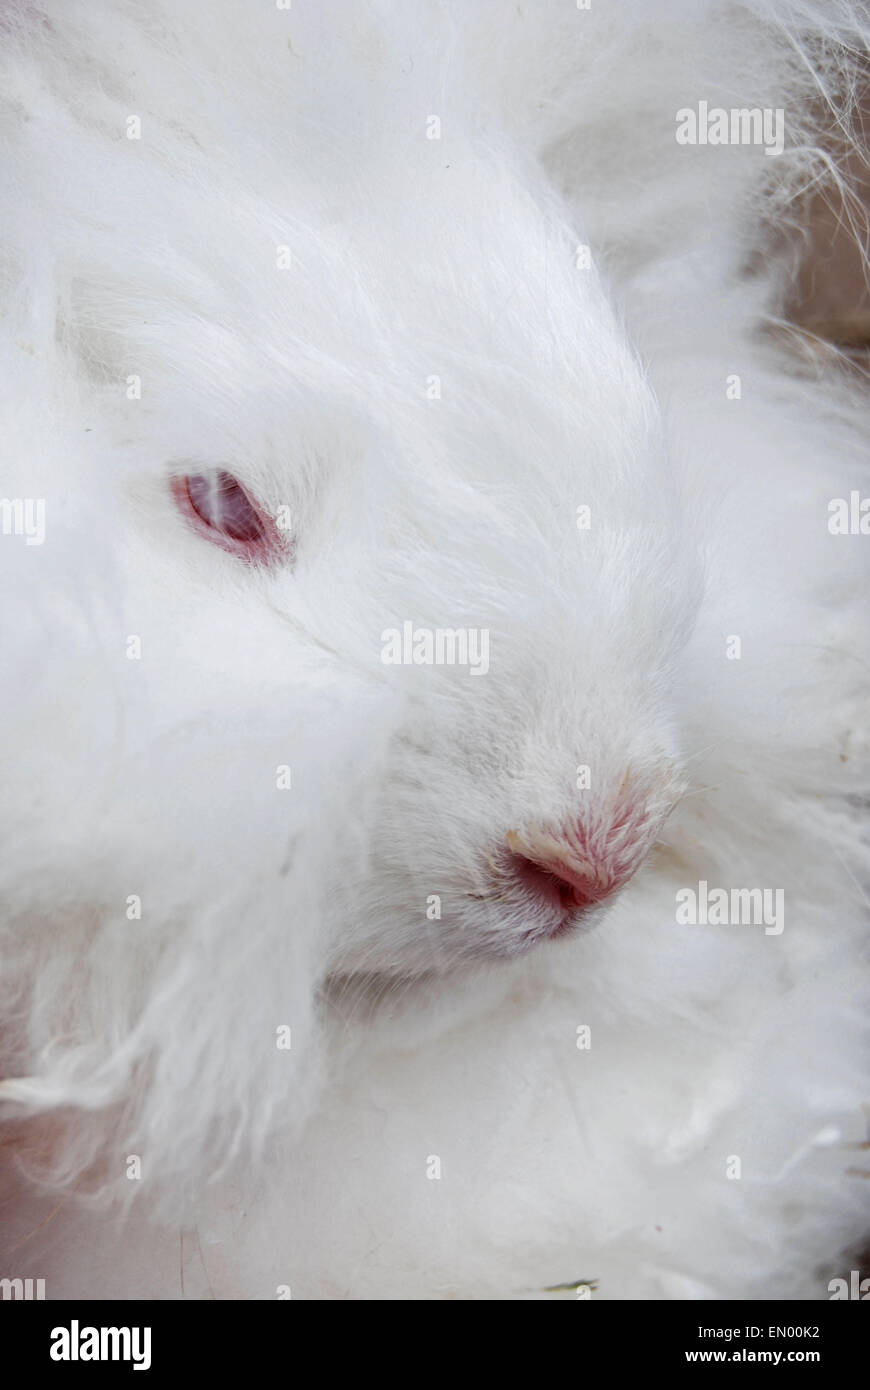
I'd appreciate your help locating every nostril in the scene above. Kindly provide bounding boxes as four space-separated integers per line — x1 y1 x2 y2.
506 828 619 911
510 851 614 912
505 797 661 915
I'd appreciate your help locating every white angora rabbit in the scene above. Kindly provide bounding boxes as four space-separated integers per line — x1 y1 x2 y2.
1 0 869 1300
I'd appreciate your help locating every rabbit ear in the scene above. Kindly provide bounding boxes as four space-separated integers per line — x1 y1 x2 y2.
0 890 320 1211
0 656 397 1211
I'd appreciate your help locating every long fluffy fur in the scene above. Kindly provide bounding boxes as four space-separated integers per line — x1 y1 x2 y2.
1 0 869 1298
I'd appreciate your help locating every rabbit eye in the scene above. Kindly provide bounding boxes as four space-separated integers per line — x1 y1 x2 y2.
172 469 285 564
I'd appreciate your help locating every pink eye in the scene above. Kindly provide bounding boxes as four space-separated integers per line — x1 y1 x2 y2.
172 469 286 564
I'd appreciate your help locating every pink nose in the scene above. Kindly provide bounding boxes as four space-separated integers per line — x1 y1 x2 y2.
506 807 654 913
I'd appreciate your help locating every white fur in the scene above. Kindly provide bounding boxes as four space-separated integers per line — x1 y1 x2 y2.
1 0 868 1299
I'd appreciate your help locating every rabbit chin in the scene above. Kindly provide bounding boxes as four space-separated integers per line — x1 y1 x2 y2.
325 751 687 977
326 890 605 981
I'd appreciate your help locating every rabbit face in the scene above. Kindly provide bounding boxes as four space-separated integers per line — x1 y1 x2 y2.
82 144 699 980
3 3 698 984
